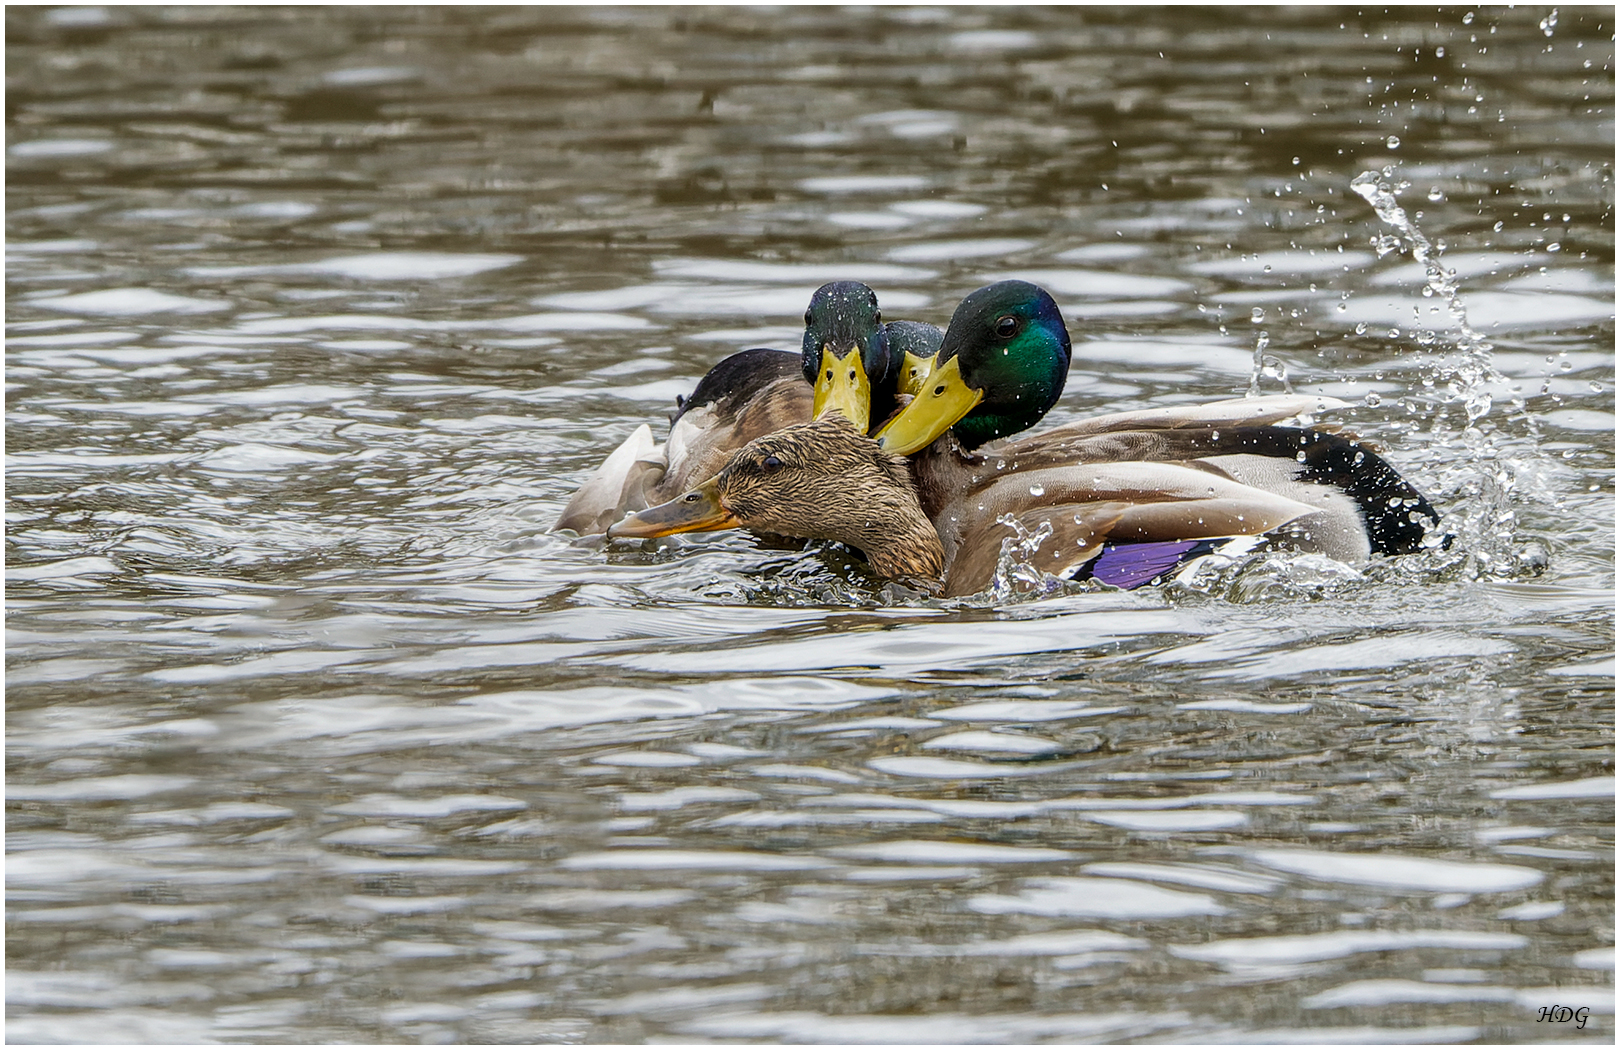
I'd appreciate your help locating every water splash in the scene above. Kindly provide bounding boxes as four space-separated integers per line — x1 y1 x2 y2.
1350 164 1559 582
1246 329 1294 398
989 514 1060 601
1349 164 1504 425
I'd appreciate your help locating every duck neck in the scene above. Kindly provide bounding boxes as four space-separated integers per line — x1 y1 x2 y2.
830 466 943 582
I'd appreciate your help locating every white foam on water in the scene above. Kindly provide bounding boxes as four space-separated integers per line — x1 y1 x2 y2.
1251 849 1544 893
968 876 1226 919
31 288 229 314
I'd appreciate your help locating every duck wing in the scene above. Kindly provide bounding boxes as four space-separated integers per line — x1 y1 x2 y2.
554 348 811 534
1032 394 1352 439
552 423 668 535
939 461 1320 596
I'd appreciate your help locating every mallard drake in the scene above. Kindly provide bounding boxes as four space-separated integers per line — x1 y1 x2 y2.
553 281 940 535
608 412 1441 596
870 278 1439 553
801 279 943 433
874 279 1071 455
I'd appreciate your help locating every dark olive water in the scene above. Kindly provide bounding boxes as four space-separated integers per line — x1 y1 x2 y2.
6 6 1614 1044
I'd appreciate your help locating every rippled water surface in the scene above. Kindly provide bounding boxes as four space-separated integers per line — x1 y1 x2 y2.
7 6 1615 1044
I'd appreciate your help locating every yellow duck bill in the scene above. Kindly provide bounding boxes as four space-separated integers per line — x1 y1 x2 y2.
873 355 983 455
810 345 872 433
607 477 741 539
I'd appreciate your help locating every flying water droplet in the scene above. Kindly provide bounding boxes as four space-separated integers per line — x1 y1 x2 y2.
1386 135 1401 149
1028 484 1045 497
1250 307 1266 323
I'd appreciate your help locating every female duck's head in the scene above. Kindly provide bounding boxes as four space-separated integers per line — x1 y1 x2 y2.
607 415 943 580
801 281 894 434
875 280 1070 454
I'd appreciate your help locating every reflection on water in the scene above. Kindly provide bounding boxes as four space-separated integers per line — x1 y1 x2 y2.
7 6 1614 1044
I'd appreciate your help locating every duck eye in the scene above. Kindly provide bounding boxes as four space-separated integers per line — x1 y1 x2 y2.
683 491 701 502
761 455 782 473
994 314 1019 338
804 309 814 326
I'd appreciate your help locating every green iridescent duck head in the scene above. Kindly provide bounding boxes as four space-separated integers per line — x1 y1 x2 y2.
875 280 1071 454
800 281 897 435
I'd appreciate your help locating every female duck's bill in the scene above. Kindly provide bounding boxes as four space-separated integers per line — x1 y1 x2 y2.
875 279 1071 455
604 475 738 538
